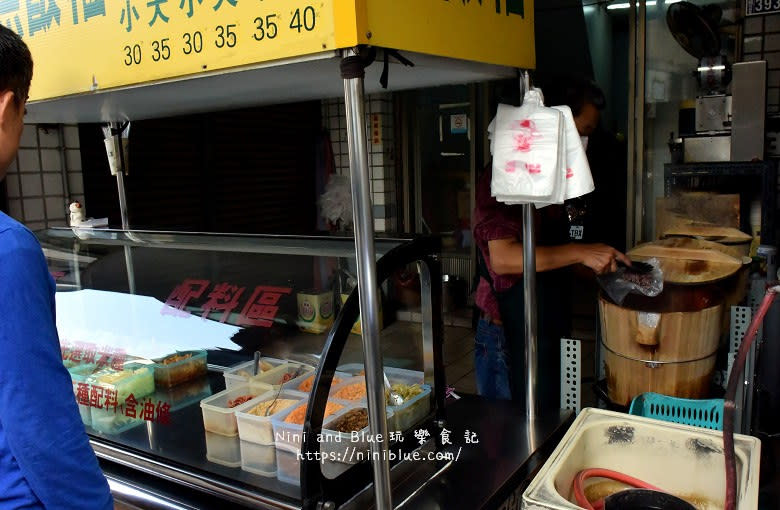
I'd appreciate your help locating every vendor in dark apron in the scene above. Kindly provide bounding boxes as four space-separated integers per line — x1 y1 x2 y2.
473 166 628 412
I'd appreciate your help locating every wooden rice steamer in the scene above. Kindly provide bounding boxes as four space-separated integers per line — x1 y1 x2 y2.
600 238 750 406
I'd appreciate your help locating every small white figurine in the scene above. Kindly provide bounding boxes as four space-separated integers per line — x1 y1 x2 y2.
69 201 85 227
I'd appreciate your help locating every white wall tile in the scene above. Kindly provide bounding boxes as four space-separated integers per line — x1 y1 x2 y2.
372 179 385 193
23 198 45 221
68 173 84 195
17 148 39 172
374 218 386 232
7 199 23 220
64 125 80 148
40 149 61 172
371 166 384 179
6 157 17 174
43 173 64 195
45 197 67 220
37 127 60 148
20 174 42 196
373 193 386 206
20 125 37 148
5 175 20 197
66 149 82 171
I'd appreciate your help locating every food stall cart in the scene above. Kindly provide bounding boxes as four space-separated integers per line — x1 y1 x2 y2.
20 1 573 508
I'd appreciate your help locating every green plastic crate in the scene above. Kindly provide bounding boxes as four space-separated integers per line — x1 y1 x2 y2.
629 392 724 431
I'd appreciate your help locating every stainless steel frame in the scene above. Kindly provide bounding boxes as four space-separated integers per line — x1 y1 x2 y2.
342 47 393 509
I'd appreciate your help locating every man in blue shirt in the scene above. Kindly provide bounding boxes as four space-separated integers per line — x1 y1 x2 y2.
0 25 114 509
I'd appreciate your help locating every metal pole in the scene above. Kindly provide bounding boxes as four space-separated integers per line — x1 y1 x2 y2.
519 72 538 422
342 48 393 510
104 122 135 294
522 204 538 422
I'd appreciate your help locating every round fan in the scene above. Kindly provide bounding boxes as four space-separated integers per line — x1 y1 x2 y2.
666 1 721 59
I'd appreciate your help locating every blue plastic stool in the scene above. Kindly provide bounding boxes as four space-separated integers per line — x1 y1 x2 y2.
628 392 724 431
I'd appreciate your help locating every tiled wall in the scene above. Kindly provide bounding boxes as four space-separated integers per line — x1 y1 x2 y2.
4 124 84 230
744 14 780 114
321 94 397 233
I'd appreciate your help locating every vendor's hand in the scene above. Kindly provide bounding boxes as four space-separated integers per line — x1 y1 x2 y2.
576 244 631 275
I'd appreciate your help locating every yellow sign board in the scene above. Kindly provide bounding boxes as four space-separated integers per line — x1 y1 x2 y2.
11 0 533 102
360 0 535 70
15 0 337 101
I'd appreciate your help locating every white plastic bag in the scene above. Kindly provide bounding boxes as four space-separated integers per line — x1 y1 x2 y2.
552 105 594 200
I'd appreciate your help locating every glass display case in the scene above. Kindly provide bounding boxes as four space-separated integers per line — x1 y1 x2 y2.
38 227 445 509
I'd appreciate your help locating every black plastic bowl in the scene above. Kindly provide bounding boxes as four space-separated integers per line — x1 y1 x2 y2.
605 489 696 510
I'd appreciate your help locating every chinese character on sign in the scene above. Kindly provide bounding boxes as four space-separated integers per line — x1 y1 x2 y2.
389 431 404 443
27 0 62 36
440 428 452 445
178 0 201 17
464 430 479 444
110 348 126 371
89 385 104 409
68 343 83 363
119 0 140 33
124 394 138 418
81 343 97 364
163 279 210 316
76 383 90 406
212 0 235 11
202 283 245 323
237 286 292 328
70 0 104 24
414 429 430 445
104 388 118 412
0 0 25 36
146 0 168 26
156 401 171 425
142 400 155 421
95 346 112 369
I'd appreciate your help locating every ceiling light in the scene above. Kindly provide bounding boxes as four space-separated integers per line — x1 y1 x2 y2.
607 1 656 9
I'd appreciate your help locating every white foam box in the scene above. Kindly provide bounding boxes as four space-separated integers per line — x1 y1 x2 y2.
523 408 761 510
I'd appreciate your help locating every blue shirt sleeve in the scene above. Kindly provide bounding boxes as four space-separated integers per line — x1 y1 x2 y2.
0 226 113 510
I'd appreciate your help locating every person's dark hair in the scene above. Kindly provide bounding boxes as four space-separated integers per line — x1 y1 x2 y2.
564 76 605 117
0 25 33 107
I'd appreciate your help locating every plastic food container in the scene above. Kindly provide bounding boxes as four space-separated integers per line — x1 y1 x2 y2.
387 384 431 432
249 363 314 392
272 398 349 453
155 377 212 412
223 357 286 390
205 431 241 468
281 371 351 394
68 363 101 426
320 406 394 469
522 408 761 510
329 377 369 402
153 350 208 388
240 440 277 477
201 384 269 437
235 390 306 445
276 447 301 486
336 364 424 385
87 362 155 434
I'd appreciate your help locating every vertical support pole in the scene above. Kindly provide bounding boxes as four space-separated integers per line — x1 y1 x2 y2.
522 204 538 422
518 72 538 423
103 123 135 294
341 48 393 510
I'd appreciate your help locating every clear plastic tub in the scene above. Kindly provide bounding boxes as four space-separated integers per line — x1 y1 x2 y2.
387 384 431 432
200 384 269 437
240 440 277 477
281 371 351 394
249 363 314 392
271 398 349 453
336 364 424 385
205 431 241 468
235 390 306 445
276 447 300 486
67 363 101 426
153 350 208 388
155 377 212 412
223 357 286 390
86 362 155 434
320 406 394 469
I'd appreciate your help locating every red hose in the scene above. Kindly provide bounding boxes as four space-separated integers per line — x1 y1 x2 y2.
572 468 664 510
